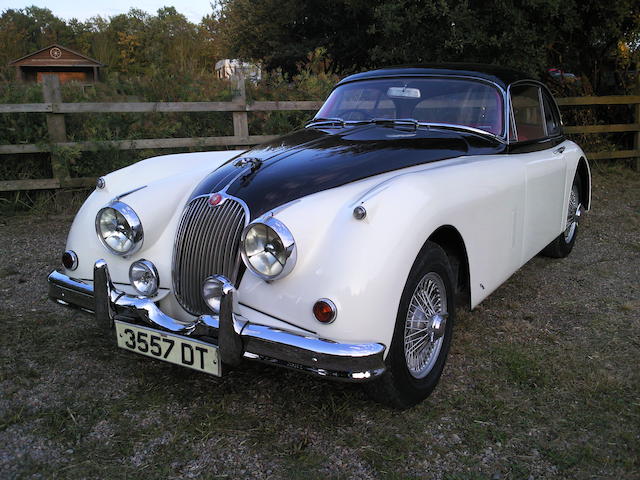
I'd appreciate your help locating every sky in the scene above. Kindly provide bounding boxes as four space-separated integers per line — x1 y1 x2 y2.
0 0 215 23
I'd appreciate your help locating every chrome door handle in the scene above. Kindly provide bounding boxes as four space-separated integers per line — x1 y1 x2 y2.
553 146 566 155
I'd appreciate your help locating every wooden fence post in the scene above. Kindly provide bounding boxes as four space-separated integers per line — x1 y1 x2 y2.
232 74 249 144
42 74 71 184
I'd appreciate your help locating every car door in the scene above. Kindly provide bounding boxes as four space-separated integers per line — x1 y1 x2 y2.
509 82 569 263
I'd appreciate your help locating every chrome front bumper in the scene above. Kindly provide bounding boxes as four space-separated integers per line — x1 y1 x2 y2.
47 261 386 381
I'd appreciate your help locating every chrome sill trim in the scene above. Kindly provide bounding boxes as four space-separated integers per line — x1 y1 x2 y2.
47 266 386 382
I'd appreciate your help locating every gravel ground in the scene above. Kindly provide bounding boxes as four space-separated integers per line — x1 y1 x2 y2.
0 167 638 479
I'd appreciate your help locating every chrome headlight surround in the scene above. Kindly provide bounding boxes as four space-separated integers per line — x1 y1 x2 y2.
240 217 297 281
95 201 144 256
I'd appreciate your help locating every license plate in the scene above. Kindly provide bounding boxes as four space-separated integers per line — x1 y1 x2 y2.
114 320 221 376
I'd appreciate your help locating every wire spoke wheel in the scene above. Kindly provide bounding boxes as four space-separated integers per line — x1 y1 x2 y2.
364 241 455 408
541 176 583 259
404 272 447 379
564 183 580 244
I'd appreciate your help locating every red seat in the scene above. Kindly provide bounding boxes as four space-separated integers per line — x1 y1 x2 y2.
517 124 544 141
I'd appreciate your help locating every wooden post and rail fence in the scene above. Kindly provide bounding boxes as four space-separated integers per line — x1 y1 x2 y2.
1 75 639 192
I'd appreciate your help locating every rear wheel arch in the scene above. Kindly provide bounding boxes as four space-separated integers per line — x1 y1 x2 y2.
576 157 591 210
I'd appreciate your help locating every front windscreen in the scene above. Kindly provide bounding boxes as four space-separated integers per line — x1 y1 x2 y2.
316 77 504 136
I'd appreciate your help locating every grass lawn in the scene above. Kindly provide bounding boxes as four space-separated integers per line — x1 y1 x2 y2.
1 166 638 479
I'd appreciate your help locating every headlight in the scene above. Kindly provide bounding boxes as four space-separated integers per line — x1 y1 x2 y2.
129 259 159 296
95 201 143 256
240 217 296 280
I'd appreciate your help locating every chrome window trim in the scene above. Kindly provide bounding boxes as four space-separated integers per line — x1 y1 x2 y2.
418 122 506 144
538 86 548 137
507 80 564 144
508 100 517 143
539 87 563 137
315 74 509 140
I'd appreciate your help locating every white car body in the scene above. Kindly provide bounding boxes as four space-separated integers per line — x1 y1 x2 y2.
48 65 591 406
63 139 589 340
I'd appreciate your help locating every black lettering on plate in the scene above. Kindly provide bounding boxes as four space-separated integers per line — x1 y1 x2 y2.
150 335 161 357
162 338 174 359
195 346 207 369
181 343 194 365
137 331 149 353
124 328 135 349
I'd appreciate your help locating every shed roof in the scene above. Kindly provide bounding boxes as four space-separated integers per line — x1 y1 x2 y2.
8 44 105 67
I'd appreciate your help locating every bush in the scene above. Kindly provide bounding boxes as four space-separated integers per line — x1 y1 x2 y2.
0 60 338 211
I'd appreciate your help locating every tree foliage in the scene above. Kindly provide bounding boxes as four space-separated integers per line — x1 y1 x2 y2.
215 0 375 73
215 0 640 92
1 3 637 91
0 6 222 80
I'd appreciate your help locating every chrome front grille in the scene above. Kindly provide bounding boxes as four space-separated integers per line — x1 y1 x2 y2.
172 196 246 315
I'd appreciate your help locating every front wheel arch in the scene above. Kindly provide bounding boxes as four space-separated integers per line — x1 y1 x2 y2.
428 225 471 311
364 241 456 409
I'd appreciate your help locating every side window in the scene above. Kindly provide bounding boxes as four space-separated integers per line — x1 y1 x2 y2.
542 92 562 137
511 85 545 141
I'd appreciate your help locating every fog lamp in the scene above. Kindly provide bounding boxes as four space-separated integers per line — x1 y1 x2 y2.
202 275 234 314
129 259 159 296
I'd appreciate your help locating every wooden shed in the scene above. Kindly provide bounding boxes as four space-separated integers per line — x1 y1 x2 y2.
8 44 104 83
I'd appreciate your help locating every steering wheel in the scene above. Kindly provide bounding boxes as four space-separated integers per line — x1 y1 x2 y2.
339 109 370 121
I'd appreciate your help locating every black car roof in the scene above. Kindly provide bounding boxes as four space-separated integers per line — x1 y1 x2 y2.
337 64 532 89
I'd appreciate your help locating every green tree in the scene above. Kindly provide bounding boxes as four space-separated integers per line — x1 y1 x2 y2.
0 6 73 75
215 0 375 73
215 0 640 91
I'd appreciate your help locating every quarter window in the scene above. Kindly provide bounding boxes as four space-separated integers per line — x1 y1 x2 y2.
511 85 545 141
542 92 561 137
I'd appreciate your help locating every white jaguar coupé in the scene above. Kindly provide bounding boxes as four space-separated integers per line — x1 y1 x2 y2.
48 65 591 408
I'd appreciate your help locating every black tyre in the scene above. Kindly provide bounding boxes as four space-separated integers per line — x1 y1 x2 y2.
541 178 581 258
365 241 455 409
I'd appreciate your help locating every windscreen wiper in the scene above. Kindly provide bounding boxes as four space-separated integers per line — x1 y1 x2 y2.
305 117 346 128
369 118 420 129
420 123 506 143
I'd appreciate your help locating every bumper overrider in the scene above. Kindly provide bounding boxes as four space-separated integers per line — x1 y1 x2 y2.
47 260 386 381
